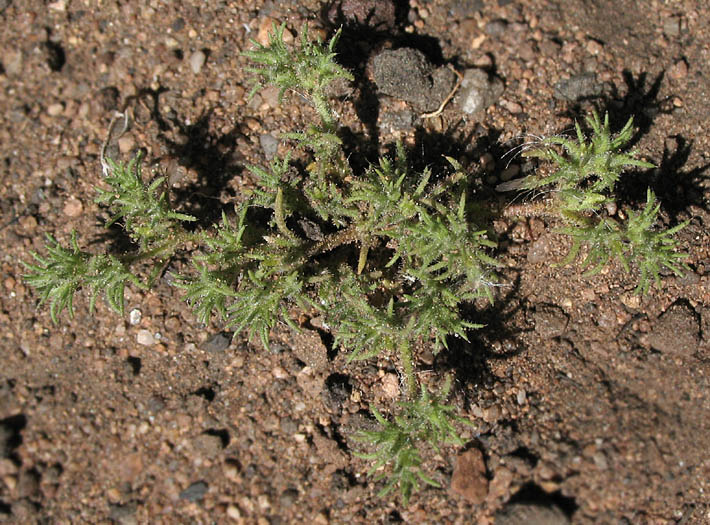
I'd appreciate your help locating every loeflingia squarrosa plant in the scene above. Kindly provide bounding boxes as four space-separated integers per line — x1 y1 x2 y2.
24 24 688 504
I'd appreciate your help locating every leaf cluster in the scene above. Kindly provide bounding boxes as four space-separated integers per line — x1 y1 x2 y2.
96 154 196 254
355 378 470 505
518 110 688 292
23 231 142 322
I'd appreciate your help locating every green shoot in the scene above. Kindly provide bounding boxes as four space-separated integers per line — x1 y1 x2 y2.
355 377 471 505
518 110 688 292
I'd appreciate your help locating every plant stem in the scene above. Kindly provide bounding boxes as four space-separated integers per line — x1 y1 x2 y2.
400 339 416 399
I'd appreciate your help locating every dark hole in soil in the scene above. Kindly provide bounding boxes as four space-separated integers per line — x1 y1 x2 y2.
44 40 66 71
510 482 578 517
126 357 142 376
192 386 216 402
323 373 352 413
0 414 26 460
204 428 229 448
510 446 539 468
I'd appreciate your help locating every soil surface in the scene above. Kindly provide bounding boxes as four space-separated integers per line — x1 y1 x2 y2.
1 0 710 523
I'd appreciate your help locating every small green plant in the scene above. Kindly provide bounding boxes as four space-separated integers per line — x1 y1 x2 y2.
512 111 689 293
24 24 489 503
355 377 470 505
23 22 688 505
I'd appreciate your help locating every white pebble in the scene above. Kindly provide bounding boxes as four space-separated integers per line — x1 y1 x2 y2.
517 389 527 405
129 308 142 325
189 50 206 74
136 329 155 346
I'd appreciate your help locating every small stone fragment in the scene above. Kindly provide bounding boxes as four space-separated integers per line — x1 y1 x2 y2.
62 197 83 217
586 39 603 55
118 135 135 154
189 50 206 74
380 373 400 398
180 481 208 501
128 308 142 326
663 16 682 37
193 433 224 458
272 366 288 380
226 504 241 519
450 448 488 504
47 103 64 116
553 73 602 101
109 502 138 525
484 19 508 37
4 49 23 76
259 133 279 160
373 48 429 107
516 389 526 405
457 68 504 116
203 332 232 353
668 58 688 80
136 329 156 346
533 304 569 339
495 503 569 525
326 0 396 30
647 301 699 356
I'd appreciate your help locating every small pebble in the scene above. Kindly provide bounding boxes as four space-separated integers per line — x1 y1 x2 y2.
502 100 523 114
189 50 206 74
668 58 688 80
662 17 681 37
259 133 279 160
128 308 142 326
451 448 488 504
226 505 241 519
457 68 504 116
553 73 602 101
4 49 23 76
118 136 135 154
586 39 603 55
63 197 83 217
203 332 231 353
380 373 400 398
272 366 289 380
136 329 156 346
47 103 64 117
516 389 527 405
179 481 208 501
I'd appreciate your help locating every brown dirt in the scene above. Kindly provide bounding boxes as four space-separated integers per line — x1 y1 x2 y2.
1 0 709 523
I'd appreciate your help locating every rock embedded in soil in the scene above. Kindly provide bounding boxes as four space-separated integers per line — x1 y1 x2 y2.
189 50 206 74
456 68 504 117
203 332 231 353
450 448 488 504
109 502 137 525
326 0 396 30
553 72 602 101
494 503 569 525
62 196 83 217
647 301 700 356
193 432 224 458
532 304 569 340
179 481 208 502
372 48 456 113
136 329 156 346
259 133 279 160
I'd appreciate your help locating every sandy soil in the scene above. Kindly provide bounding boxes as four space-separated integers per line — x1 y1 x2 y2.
1 0 709 523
